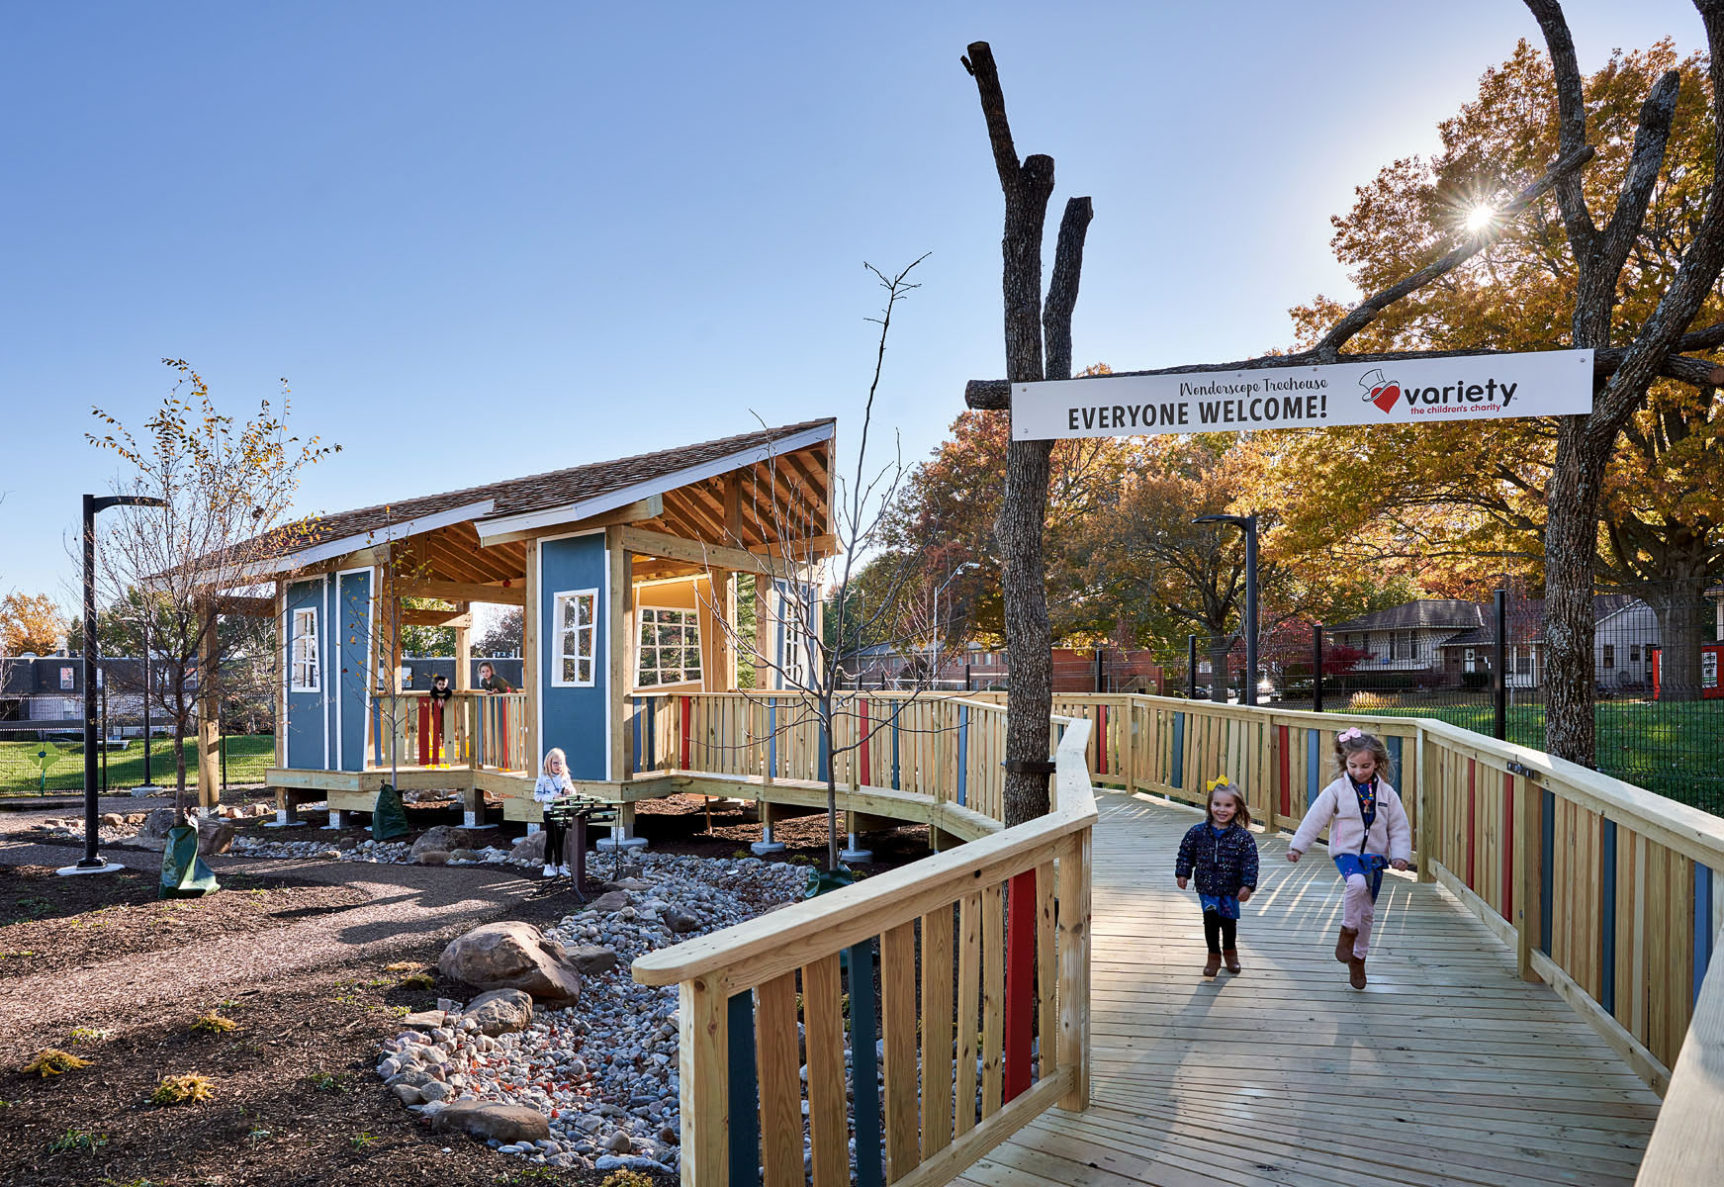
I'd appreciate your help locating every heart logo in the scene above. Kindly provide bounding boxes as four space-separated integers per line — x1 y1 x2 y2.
1369 383 1401 413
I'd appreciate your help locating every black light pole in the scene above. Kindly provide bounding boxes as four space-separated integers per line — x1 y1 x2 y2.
1195 513 1259 706
62 492 166 876
139 606 159 793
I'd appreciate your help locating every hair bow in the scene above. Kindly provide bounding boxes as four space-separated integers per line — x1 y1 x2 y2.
1336 727 1364 742
1206 776 1232 792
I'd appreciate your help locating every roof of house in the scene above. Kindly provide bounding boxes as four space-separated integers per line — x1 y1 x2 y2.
195 418 835 577
1438 595 1643 647
1327 600 1486 633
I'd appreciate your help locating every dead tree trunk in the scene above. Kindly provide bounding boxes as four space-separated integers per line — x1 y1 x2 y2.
963 42 1092 826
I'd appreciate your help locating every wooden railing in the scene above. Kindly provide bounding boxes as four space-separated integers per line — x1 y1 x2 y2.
632 714 1095 1186
371 690 531 774
631 691 1010 824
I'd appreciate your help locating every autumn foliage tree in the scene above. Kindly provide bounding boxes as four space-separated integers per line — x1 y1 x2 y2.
0 593 67 656
1240 37 1724 700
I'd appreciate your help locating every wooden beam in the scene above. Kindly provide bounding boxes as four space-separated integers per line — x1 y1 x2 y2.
399 578 525 606
214 594 275 618
197 597 221 809
274 582 287 769
400 608 472 628
522 541 540 767
750 533 838 561
607 527 634 783
479 496 664 546
453 602 472 690
616 526 806 581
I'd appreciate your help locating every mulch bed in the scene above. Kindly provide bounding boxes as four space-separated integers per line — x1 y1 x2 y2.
0 866 368 981
0 791 936 1184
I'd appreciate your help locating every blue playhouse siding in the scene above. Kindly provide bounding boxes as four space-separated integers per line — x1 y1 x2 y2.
284 578 326 770
539 533 610 781
336 571 372 772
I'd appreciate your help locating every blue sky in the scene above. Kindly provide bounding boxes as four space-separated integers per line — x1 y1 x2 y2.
0 0 1702 611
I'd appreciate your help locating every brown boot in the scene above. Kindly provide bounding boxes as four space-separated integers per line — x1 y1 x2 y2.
1348 955 1367 989
1335 927 1359 964
1223 948 1241 974
1203 952 1221 977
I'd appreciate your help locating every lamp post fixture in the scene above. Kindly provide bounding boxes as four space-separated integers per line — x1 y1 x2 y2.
933 561 981 690
59 493 166 876
1194 513 1259 706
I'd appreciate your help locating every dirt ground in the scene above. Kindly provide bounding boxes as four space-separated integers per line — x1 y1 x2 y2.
0 791 930 1185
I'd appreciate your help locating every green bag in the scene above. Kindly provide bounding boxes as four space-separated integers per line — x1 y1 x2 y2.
160 825 220 899
372 783 410 841
805 866 856 899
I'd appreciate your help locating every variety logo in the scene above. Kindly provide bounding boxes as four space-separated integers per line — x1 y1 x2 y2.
1359 369 1401 414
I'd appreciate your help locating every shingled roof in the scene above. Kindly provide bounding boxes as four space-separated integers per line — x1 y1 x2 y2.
1328 599 1487 633
218 418 835 572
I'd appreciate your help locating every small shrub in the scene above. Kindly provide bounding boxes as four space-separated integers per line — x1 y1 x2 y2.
68 1026 112 1045
396 971 434 990
246 1127 272 1147
308 1071 349 1093
47 1127 108 1154
600 1172 656 1187
149 1073 214 1105
23 1048 90 1076
350 1131 378 1149
383 961 423 973
191 1012 239 1034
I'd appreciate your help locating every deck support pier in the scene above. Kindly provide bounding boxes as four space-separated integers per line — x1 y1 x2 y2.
597 804 648 851
750 802 786 855
266 787 313 828
322 809 347 830
461 788 495 830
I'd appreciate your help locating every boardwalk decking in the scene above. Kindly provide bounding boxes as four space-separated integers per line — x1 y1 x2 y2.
957 792 1662 1187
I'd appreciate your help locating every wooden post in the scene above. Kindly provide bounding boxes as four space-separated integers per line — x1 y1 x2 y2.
1417 729 1438 883
679 973 730 1185
196 597 220 808
522 540 540 769
453 602 472 692
1514 772 1542 982
607 528 634 783
1057 827 1091 1110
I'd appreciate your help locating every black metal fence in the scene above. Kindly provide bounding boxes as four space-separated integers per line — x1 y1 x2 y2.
1159 595 1724 815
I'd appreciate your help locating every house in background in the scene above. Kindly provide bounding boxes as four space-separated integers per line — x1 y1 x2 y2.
1325 600 1487 684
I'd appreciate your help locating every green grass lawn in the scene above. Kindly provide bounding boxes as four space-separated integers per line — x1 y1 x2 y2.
0 736 275 796
1317 700 1724 817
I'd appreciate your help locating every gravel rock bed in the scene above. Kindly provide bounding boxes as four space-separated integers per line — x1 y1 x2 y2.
382 851 811 1172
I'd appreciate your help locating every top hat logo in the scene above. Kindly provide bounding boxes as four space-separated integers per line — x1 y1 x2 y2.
1359 368 1401 414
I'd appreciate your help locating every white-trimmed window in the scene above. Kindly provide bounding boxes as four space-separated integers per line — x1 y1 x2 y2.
553 589 598 687
637 606 702 688
290 607 320 692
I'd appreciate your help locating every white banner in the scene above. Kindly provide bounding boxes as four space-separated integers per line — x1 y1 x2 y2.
1011 349 1595 439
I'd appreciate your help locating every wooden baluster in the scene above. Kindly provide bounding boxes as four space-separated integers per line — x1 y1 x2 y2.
755 971 802 1187
678 974 729 1185
804 953 849 1187
955 892 981 1137
920 906 955 1159
1058 827 1092 1110
980 883 1006 1119
1036 860 1058 1081
882 921 919 1181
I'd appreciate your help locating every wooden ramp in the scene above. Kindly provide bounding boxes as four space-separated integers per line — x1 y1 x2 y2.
956 792 1661 1187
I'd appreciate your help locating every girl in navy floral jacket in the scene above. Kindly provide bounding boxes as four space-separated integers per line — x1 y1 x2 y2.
1175 778 1260 977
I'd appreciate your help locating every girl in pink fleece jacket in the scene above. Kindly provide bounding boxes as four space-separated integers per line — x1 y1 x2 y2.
1287 728 1411 989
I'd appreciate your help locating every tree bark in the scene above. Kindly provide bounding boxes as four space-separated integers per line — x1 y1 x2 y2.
1206 639 1232 704
964 41 1079 826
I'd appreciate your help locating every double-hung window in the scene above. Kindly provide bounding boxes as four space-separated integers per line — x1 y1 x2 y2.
290 607 320 692
553 590 598 687
637 607 702 687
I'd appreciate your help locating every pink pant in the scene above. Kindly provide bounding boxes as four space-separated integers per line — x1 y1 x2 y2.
1342 874 1375 958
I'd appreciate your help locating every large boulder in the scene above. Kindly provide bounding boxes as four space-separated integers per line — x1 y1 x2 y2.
430 1101 550 1144
438 922 581 1005
508 831 546 865
464 988 533 1035
411 825 470 860
140 807 176 839
197 817 235 856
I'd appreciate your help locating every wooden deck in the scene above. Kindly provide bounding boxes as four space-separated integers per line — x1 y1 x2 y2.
956 792 1662 1187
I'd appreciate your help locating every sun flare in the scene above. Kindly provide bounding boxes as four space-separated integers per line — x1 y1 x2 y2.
1465 203 1497 234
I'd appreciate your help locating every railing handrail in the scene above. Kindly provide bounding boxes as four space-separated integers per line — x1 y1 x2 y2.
633 715 1094 989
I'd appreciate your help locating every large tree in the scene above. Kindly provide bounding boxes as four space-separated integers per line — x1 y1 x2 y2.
1239 38 1724 699
0 592 66 656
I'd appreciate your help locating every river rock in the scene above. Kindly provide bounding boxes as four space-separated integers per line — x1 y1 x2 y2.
438 921 581 1004
588 890 628 913
197 817 235 855
665 910 699 933
465 988 533 1035
415 849 450 866
509 831 546 864
430 1101 551 1144
140 807 176 838
569 945 619 975
411 825 471 860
